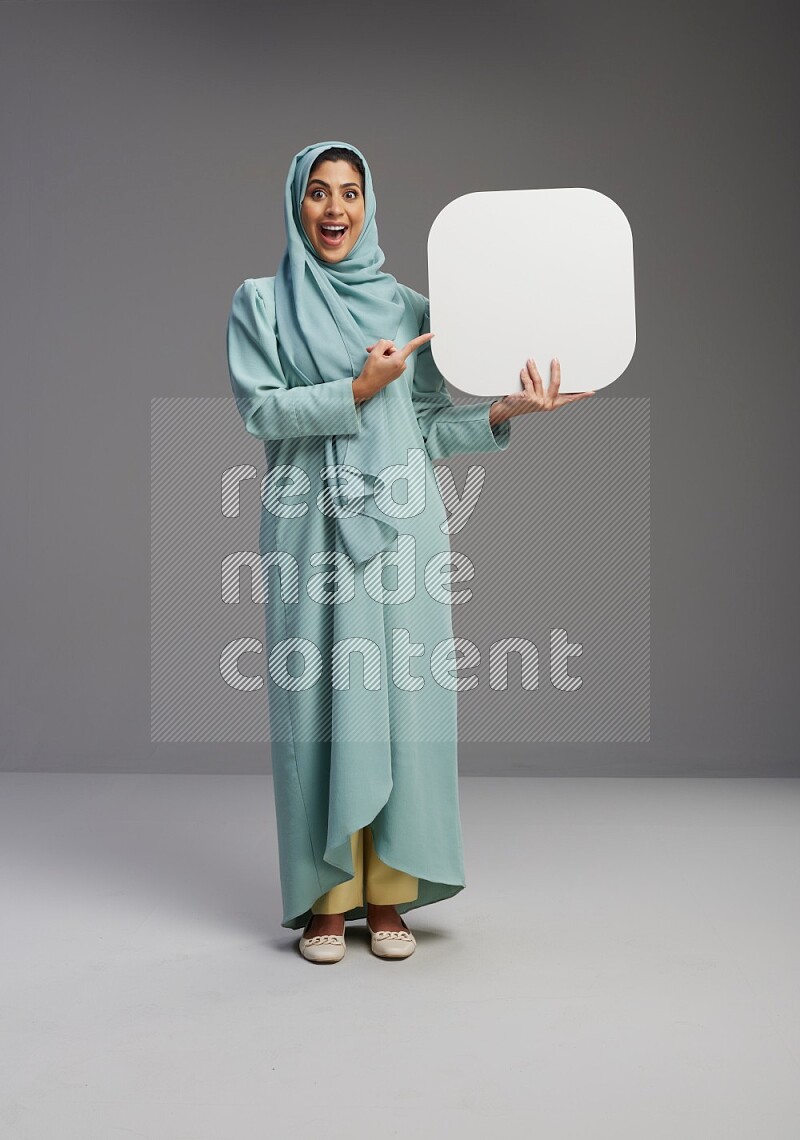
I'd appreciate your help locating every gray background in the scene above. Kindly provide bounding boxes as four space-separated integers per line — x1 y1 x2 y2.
2 0 796 774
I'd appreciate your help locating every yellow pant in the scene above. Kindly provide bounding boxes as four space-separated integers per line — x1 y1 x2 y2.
311 826 420 913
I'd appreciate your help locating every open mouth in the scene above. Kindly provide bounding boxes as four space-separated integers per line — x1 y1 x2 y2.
319 224 348 248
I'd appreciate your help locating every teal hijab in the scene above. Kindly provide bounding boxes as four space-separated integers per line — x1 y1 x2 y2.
274 140 406 566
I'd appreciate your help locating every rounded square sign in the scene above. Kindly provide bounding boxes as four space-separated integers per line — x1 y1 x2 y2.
426 188 636 395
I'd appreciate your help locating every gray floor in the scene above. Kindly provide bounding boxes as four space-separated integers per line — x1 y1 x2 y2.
1 774 798 1139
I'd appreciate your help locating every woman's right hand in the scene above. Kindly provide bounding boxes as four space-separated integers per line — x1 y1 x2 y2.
352 333 435 403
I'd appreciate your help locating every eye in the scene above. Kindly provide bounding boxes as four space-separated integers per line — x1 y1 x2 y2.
311 189 325 200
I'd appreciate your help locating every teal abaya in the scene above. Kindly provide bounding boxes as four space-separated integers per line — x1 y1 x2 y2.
226 144 512 931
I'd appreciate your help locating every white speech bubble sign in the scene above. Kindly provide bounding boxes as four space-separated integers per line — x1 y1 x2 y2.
426 188 636 396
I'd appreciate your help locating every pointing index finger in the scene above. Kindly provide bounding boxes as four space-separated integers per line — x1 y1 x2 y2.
400 332 435 360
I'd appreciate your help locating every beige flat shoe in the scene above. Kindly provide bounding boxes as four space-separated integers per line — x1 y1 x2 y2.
299 919 346 963
367 917 416 959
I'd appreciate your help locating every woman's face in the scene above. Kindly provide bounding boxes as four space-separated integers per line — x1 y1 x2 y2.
300 159 365 263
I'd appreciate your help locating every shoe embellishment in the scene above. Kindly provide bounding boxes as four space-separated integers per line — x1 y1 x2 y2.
302 934 344 945
373 930 414 941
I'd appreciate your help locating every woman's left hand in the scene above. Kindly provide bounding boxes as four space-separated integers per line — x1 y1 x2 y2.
492 358 595 422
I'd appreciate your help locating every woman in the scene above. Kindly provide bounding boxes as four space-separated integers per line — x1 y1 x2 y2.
226 140 594 964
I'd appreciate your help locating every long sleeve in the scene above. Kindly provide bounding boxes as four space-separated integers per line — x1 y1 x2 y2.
411 296 511 461
226 278 362 441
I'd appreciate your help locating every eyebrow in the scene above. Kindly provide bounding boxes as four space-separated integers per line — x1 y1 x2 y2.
307 178 361 190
